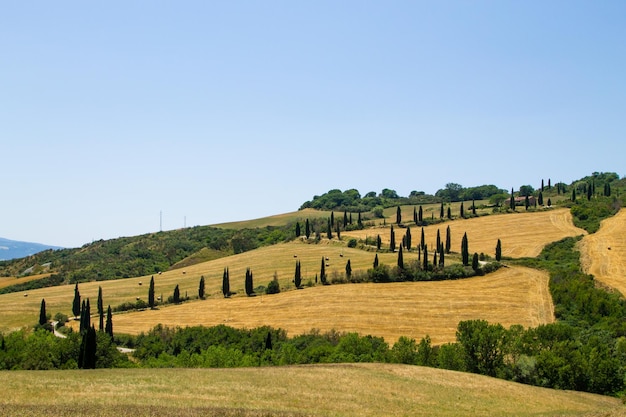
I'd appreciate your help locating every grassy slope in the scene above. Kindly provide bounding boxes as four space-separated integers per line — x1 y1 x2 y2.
1 364 622 417
0 209 581 337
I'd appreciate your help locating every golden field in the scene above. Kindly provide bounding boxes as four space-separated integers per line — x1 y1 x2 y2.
1 364 623 417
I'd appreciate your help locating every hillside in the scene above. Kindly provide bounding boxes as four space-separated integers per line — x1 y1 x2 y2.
1 364 622 417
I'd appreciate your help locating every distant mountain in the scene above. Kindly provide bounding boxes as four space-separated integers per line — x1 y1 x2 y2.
0 237 63 261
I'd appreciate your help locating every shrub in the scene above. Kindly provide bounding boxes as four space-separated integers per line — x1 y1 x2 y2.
347 238 358 248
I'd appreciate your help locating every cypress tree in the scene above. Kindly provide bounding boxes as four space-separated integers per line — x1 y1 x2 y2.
105 305 113 340
418 205 423 223
420 227 425 250
397 246 404 269
406 226 412 250
547 198 552 207
413 207 417 224
510 188 515 211
495 239 502 261
538 191 544 206
173 284 181 303
447 206 451 219
572 188 576 202
343 210 349 228
327 218 333 239
439 246 445 268
79 325 97 369
199 275 205 299
295 222 301 237
433 251 437 268
445 225 451 254
525 195 530 210
305 219 311 239
294 260 302 289
390 226 396 252
472 253 479 271
222 268 230 298
541 179 545 191
587 183 592 201
396 206 402 225
148 275 155 309
461 233 469 266
349 212 353 225
460 201 465 218
39 298 47 326
548 178 551 189
72 283 81 318
472 199 476 216
265 331 273 350
245 268 255 296
436 229 441 251
376 234 382 250
97 286 104 331
357 212 363 228
330 211 335 227
423 244 428 270
320 257 327 285
373 253 379 268
440 202 444 218
345 259 352 279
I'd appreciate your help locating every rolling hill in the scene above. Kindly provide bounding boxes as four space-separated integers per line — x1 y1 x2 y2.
0 237 62 261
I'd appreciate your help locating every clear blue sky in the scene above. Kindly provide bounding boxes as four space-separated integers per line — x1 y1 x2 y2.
2 1 625 248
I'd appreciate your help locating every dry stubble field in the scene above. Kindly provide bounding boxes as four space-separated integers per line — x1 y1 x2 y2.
1 364 623 417
580 208 626 296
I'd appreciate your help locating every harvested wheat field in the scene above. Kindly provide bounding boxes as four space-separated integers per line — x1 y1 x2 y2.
343 208 585 258
1 364 622 417
580 209 626 296
111 266 553 344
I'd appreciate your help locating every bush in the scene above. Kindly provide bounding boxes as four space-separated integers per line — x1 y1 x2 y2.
347 238 358 248
266 278 280 294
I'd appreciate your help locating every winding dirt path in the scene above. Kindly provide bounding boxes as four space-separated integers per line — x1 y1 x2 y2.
579 209 626 296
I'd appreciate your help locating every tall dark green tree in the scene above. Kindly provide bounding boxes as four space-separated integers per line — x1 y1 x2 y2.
222 268 230 298
390 226 396 252
541 179 545 191
495 239 502 261
79 325 97 369
357 212 363 228
447 206 452 219
510 188 516 211
373 253 379 268
245 268 255 296
294 260 302 289
436 229 441 252
440 202 444 218
433 250 437 267
72 283 81 318
343 210 349 228
376 234 382 250
445 225 451 254
39 298 47 326
330 211 335 227
423 244 428 270
148 275 155 309
420 227 425 250
439 246 445 268
199 275 206 299
460 201 465 218
472 199 476 216
173 284 181 303
97 286 104 331
418 205 423 223
538 191 544 206
295 222 301 237
326 218 333 239
320 257 327 285
587 183 592 201
524 195 529 210
396 206 402 225
80 299 91 334
572 188 577 201
397 246 404 269
105 305 113 339
345 259 352 279
461 233 469 266
405 226 412 250
413 207 418 224
305 219 311 239
472 253 479 271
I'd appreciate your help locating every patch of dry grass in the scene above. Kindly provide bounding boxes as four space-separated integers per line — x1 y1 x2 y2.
0 364 621 417
0 273 51 290
579 209 626 296
344 208 585 258
110 266 553 345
